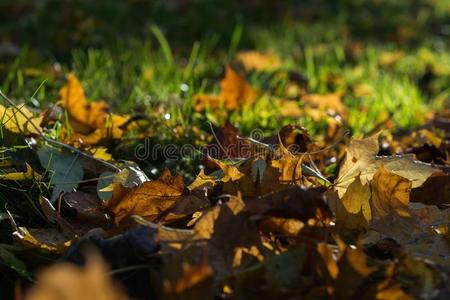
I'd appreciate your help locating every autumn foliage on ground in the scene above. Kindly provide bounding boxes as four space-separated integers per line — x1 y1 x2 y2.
1 59 448 299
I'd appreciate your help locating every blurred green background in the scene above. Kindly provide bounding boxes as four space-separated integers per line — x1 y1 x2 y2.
0 0 449 137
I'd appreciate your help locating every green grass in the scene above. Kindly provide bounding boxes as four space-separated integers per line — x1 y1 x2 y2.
1 22 449 146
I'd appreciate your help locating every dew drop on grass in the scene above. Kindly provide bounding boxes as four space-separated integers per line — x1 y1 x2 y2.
180 83 189 92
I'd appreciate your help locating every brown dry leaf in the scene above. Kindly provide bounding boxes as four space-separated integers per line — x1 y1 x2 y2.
193 206 221 240
164 259 214 299
334 134 439 198
58 73 127 145
328 176 371 235
258 217 304 238
207 158 244 183
188 169 217 191
332 135 440 240
301 93 348 119
270 141 303 183
236 51 281 71
24 253 128 300
202 122 254 160
105 169 208 225
315 240 376 299
194 194 265 278
59 73 108 133
7 209 72 253
410 172 450 205
13 227 72 253
194 65 258 111
334 134 379 198
217 143 304 198
370 165 411 220
62 191 110 234
159 246 214 300
245 186 331 222
332 160 437 237
369 205 450 266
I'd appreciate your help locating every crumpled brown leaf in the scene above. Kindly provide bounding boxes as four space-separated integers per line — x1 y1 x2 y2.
105 169 209 225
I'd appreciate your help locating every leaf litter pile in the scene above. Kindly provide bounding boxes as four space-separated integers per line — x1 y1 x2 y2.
0 54 449 300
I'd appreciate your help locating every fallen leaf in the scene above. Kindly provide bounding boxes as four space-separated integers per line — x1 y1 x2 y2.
193 194 265 278
188 169 217 191
334 134 379 198
410 172 450 205
24 253 128 300
257 217 304 238
232 246 307 299
105 169 208 225
314 240 376 299
10 216 72 253
194 65 257 111
0 104 42 135
334 134 439 198
38 146 84 203
62 191 110 234
370 165 411 220
236 51 281 71
328 177 371 235
202 122 254 160
58 73 127 145
0 163 40 181
159 246 213 300
301 93 348 119
218 142 304 197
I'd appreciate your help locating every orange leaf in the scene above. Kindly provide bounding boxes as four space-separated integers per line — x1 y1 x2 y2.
236 51 281 71
301 93 348 119
58 73 127 145
24 253 128 300
194 65 257 111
